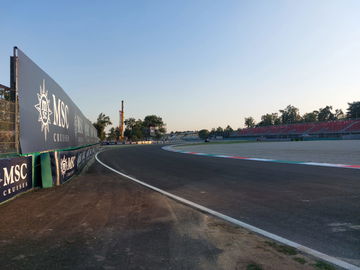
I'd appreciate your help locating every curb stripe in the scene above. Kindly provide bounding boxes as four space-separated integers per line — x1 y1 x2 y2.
162 145 360 170
95 151 360 270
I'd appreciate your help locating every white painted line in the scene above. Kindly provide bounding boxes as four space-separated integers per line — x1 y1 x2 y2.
214 154 232 158
302 162 347 168
194 153 209 156
95 152 360 270
248 158 275 162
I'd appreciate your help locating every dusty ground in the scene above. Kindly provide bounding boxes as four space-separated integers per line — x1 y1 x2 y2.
0 158 329 270
174 140 360 165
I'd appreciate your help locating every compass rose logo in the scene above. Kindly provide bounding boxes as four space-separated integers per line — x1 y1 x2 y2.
35 80 52 140
60 155 68 177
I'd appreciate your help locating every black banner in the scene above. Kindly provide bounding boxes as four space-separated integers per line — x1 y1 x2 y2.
0 156 32 203
77 146 97 169
58 150 78 184
17 48 98 154
51 145 98 185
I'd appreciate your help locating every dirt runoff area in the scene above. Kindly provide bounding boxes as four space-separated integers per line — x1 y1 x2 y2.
0 159 333 270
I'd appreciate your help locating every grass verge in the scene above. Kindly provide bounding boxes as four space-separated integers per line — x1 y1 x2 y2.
247 263 263 270
293 257 307 264
265 241 298 256
312 261 336 270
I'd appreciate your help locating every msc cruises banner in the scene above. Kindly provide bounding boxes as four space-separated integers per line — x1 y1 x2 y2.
17 48 98 154
50 145 98 186
0 156 32 203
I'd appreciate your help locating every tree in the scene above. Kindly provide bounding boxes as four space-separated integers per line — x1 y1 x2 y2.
115 127 120 141
303 111 319 123
279 105 302 124
318 106 335 122
107 127 116 141
224 125 233 138
132 120 145 140
209 128 216 138
124 128 131 139
273 115 282 125
93 113 112 141
124 118 138 140
143 115 166 139
215 127 224 137
346 101 360 119
124 115 166 141
124 118 144 141
258 113 280 126
198 129 210 140
106 126 121 141
244 117 256 128
124 118 136 129
334 109 345 120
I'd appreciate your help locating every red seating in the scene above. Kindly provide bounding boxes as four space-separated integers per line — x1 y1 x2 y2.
345 121 360 132
237 120 360 136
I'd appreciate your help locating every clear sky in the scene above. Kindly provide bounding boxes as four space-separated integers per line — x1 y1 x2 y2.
1 0 359 132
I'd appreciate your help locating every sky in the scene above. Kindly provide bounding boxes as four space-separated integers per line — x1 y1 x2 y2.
0 0 359 132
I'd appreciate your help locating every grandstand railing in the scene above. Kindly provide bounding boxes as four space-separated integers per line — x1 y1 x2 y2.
234 119 360 138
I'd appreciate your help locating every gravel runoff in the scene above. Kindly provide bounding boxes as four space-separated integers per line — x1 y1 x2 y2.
174 140 360 165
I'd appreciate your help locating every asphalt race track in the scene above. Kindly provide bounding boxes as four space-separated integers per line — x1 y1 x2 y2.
97 145 360 266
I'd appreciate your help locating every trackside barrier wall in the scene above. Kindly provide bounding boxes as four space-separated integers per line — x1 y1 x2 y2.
41 144 99 188
0 144 99 204
0 155 33 204
0 48 100 204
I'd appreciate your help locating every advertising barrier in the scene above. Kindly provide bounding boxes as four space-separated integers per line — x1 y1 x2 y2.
0 48 100 204
0 156 32 203
16 48 98 154
49 145 98 186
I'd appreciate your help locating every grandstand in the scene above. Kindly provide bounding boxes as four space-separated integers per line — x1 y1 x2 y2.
233 119 360 139
167 131 200 142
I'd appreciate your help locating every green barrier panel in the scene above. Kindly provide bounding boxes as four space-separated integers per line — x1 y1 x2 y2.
30 143 99 189
32 153 42 187
40 152 53 188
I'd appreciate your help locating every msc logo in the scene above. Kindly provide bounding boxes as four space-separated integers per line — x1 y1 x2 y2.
35 80 70 140
0 163 28 187
60 155 76 177
35 80 52 140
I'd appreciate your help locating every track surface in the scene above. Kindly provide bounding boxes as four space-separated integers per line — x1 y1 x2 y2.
0 156 317 270
98 145 360 266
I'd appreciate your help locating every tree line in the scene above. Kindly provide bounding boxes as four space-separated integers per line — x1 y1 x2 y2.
92 113 166 141
198 101 360 140
124 115 166 140
198 125 234 140
244 102 360 128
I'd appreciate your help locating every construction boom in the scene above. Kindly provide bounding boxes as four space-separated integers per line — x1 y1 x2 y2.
119 100 125 141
